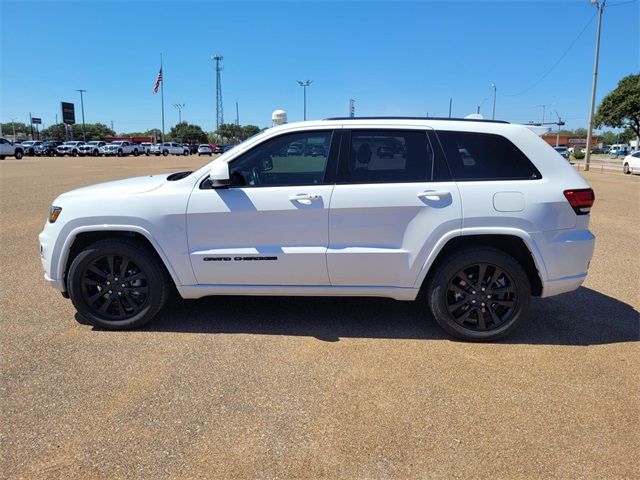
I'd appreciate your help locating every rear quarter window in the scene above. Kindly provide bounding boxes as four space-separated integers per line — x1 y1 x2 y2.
435 131 541 181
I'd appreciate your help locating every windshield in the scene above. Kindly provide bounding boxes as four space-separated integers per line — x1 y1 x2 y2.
87 141 99 145
110 141 123 145
63 142 76 145
23 141 35 145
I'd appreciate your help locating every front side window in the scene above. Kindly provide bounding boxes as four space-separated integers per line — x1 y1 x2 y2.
343 130 433 183
229 131 332 187
436 131 541 181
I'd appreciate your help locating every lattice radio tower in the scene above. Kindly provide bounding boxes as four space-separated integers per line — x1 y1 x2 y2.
211 54 224 129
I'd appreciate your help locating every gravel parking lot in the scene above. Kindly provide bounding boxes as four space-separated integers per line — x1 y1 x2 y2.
1 155 638 479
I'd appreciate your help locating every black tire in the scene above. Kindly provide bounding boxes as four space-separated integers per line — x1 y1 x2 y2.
117 149 123 157
183 150 188 156
623 163 630 174
145 151 150 156
0 155 5 160
133 149 139 156
67 238 170 330
162 150 169 156
93 149 99 156
425 247 531 342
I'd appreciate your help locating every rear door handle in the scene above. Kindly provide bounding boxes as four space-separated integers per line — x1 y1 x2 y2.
289 193 321 204
418 190 450 201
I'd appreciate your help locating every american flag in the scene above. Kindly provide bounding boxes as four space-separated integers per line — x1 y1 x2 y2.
153 68 163 94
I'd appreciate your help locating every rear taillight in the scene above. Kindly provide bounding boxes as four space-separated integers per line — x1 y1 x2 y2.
564 188 595 215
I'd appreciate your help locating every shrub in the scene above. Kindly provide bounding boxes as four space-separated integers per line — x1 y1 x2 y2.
573 151 586 160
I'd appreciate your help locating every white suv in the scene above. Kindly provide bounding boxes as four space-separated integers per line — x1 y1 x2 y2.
39 118 596 341
150 142 190 156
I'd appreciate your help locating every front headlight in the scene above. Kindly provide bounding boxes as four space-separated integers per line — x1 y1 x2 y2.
48 206 62 223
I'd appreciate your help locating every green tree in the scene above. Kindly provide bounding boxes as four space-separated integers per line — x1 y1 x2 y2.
594 73 640 138
1 122 30 137
168 122 208 144
214 123 262 143
40 123 115 141
241 125 260 140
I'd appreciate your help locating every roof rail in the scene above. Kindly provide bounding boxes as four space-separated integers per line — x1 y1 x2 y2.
323 116 510 124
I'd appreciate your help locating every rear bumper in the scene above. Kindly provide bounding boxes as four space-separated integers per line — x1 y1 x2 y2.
535 228 595 298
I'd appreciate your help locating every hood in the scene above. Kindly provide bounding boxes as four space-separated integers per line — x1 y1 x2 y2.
56 175 166 201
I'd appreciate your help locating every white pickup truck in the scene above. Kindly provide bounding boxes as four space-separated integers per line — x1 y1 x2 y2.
0 138 25 159
150 142 190 156
101 141 142 157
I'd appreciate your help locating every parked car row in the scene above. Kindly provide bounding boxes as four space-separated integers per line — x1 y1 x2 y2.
0 139 232 158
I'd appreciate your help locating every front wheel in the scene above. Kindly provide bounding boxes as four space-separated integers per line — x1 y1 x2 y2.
623 163 630 174
162 150 169 156
425 247 531 341
67 239 170 330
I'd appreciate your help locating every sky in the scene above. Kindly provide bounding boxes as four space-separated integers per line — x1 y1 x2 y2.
1 0 638 134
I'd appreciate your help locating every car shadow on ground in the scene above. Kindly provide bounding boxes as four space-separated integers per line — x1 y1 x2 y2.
118 286 639 345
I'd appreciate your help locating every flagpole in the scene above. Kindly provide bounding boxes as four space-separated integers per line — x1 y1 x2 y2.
160 53 165 145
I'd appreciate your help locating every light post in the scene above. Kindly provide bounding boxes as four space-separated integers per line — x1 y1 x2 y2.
584 0 606 171
491 83 497 120
174 103 185 124
297 80 313 120
9 117 17 138
76 89 87 141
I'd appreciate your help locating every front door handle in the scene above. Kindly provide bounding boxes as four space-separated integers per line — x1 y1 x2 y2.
418 190 450 201
289 193 321 205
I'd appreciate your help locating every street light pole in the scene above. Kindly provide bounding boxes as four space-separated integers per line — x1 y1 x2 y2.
584 0 605 172
491 83 497 120
76 89 87 141
173 103 185 124
297 80 313 120
9 117 16 138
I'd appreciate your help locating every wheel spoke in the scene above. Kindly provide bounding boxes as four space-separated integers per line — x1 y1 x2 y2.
448 298 468 312
449 284 469 296
98 295 114 313
458 271 475 288
119 258 130 278
490 285 515 295
115 297 126 317
493 300 514 308
476 310 487 330
488 304 502 326
122 272 144 283
87 265 108 279
107 255 115 276
125 285 148 294
87 291 104 304
453 307 474 325
487 268 504 289
477 264 488 287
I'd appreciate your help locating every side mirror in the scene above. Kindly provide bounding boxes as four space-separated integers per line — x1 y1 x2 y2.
209 160 231 188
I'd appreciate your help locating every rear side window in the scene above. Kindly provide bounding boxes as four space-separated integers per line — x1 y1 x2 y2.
342 130 433 183
436 131 541 181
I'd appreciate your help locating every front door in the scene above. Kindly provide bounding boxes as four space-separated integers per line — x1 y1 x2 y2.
186 129 339 285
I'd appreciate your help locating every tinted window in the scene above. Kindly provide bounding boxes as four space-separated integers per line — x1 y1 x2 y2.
436 131 541 181
229 131 332 187
343 130 433 183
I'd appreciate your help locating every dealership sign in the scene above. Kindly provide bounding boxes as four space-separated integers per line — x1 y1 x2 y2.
61 102 75 125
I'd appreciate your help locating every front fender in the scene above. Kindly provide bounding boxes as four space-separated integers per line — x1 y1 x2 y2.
49 220 192 292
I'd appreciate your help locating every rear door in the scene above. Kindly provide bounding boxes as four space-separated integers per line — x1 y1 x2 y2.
327 127 462 287
186 128 340 285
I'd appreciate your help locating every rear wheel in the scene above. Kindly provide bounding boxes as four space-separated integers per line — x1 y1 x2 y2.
426 247 531 341
163 150 169 156
67 239 170 330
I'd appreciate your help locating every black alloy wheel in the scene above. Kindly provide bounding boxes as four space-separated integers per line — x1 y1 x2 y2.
68 239 169 329
445 263 516 332
426 247 531 341
80 254 149 321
